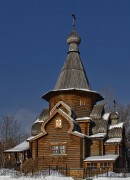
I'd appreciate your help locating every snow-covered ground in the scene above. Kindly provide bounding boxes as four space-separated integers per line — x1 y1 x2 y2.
94 178 130 180
0 168 74 180
93 171 130 180
0 169 130 180
0 176 74 180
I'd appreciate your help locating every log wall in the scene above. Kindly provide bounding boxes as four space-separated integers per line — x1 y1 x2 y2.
49 92 95 118
31 142 36 159
36 114 83 169
77 122 90 135
90 140 102 156
105 144 118 155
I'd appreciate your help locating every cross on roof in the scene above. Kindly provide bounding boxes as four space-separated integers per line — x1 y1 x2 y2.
72 14 76 30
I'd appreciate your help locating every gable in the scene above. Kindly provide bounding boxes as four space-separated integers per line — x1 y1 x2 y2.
50 101 72 117
42 108 76 134
45 113 70 134
28 107 82 142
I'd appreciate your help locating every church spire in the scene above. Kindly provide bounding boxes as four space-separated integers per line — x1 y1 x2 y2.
42 18 103 103
54 17 91 90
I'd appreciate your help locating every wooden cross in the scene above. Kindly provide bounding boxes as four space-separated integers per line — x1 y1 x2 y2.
72 14 76 30
114 100 116 112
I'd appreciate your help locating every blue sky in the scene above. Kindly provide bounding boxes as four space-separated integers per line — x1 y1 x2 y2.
0 0 130 131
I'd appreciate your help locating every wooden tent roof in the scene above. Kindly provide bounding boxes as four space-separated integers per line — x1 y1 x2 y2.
54 30 91 90
54 51 91 90
42 30 103 102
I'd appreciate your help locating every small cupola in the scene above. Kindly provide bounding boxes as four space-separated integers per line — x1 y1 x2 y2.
67 30 81 52
110 112 119 125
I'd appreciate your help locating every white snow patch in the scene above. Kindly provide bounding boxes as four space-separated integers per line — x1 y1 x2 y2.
45 88 99 94
27 133 43 141
4 141 29 152
84 154 119 161
0 175 74 180
93 177 130 180
34 118 43 124
103 113 111 120
109 122 124 130
105 138 122 143
0 169 74 180
45 176 74 180
73 131 88 138
89 133 106 138
76 117 91 121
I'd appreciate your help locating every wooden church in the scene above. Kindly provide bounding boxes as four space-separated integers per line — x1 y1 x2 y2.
4 19 126 178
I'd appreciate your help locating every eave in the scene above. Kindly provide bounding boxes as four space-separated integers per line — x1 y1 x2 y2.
42 88 103 102
84 154 119 162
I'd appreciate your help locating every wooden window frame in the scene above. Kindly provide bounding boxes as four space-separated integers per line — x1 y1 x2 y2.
50 142 67 156
52 145 65 154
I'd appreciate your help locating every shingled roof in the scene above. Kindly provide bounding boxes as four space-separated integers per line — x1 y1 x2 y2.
90 104 105 120
42 29 103 102
54 30 91 90
54 51 91 90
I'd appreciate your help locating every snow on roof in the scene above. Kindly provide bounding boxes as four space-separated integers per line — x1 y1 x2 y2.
73 131 88 138
109 122 124 130
103 113 111 120
76 117 91 121
84 154 119 161
4 141 29 153
34 118 44 124
105 138 122 143
27 133 43 141
46 88 98 94
89 133 106 138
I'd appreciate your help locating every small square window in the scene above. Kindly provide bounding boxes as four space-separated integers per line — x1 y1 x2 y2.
108 163 110 167
52 145 59 154
52 145 66 154
100 163 103 167
80 99 86 106
56 119 62 128
104 163 107 167
94 163 97 167
87 163 97 168
100 162 110 168
87 163 90 167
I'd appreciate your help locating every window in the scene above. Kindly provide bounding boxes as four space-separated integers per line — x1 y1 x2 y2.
87 163 97 169
100 162 110 168
51 145 66 154
52 145 59 154
80 99 86 106
59 145 65 154
56 119 62 128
